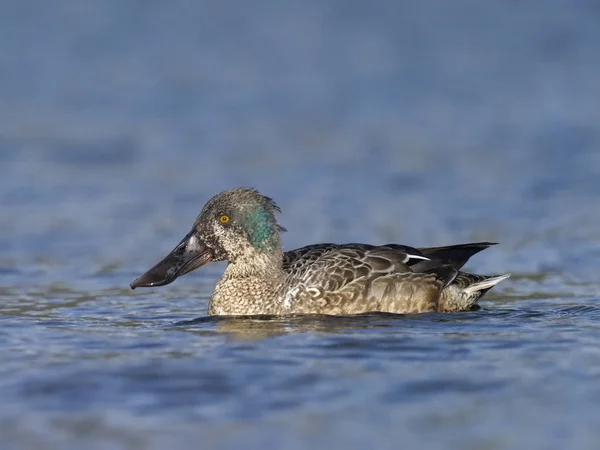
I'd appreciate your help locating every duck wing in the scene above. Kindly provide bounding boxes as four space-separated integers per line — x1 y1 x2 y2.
415 242 497 269
283 243 438 291
282 244 458 314
284 241 496 274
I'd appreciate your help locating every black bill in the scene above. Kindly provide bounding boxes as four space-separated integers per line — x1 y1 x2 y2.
130 230 213 289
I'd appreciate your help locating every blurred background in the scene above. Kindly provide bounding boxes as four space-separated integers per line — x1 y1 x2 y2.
1 1 600 449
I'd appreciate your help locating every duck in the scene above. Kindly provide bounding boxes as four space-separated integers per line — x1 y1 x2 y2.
130 188 510 316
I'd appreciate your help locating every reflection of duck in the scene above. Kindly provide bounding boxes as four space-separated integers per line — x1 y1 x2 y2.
178 314 417 341
131 188 509 315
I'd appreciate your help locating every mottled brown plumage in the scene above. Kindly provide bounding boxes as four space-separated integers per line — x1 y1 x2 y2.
131 188 510 315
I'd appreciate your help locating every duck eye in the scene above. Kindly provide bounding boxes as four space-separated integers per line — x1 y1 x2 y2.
219 215 230 224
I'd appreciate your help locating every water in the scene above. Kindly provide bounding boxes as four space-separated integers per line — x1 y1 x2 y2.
2 1 600 448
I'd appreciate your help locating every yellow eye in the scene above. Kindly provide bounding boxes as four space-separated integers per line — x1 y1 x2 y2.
219 215 230 223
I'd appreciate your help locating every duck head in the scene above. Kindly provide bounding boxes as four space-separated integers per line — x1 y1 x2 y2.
130 188 286 289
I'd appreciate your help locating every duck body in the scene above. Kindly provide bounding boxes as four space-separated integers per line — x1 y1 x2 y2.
131 188 510 316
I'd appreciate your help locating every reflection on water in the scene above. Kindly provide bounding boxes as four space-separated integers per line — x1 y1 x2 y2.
176 314 411 340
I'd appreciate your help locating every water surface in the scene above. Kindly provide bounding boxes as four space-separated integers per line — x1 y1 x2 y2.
2 1 600 449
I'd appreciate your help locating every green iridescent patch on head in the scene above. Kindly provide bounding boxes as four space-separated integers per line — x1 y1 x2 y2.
243 206 281 252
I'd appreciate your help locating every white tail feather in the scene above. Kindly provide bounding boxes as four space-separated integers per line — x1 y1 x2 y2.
406 254 430 261
463 273 511 294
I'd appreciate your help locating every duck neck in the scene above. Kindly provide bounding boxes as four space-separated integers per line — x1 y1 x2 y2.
208 246 287 315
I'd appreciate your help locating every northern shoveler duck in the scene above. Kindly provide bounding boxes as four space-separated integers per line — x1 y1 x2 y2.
130 188 510 315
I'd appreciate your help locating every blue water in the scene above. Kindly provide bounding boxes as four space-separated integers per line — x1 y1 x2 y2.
2 1 600 449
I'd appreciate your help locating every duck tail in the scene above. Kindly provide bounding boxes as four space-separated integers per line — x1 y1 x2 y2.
437 272 510 312
462 273 511 295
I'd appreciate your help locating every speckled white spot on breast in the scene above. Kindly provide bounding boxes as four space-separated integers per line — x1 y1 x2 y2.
284 286 300 310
